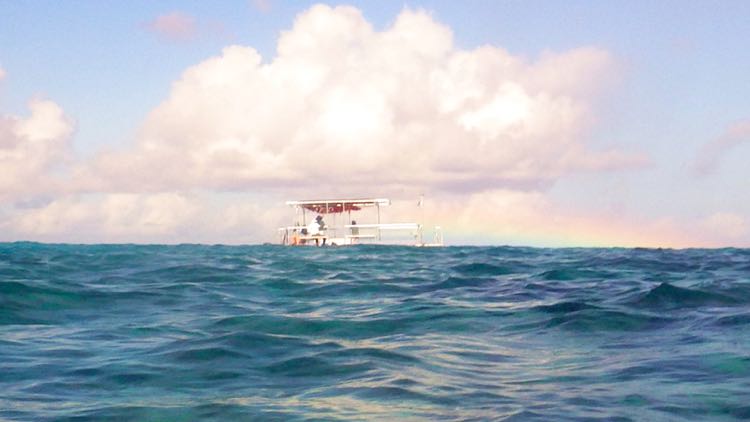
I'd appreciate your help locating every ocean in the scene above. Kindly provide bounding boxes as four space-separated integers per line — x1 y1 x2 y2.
1 243 749 421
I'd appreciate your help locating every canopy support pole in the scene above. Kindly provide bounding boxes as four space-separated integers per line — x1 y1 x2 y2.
377 204 381 240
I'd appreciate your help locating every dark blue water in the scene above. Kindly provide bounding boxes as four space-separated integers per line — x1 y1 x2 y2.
1 243 749 421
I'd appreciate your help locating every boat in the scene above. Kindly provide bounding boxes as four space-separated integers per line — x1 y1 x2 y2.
278 198 444 247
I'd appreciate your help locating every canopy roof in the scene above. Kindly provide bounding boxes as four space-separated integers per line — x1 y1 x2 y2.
286 198 390 214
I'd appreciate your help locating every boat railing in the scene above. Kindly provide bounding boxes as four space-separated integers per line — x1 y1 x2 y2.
344 223 421 243
278 223 443 246
344 223 419 230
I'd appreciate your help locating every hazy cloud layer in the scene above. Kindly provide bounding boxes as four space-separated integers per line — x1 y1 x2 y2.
418 189 696 247
0 188 709 247
692 119 750 176
1 192 286 244
88 5 643 195
702 212 748 239
6 193 197 242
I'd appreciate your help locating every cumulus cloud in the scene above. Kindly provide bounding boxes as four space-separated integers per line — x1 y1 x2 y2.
3 5 671 246
144 11 198 42
87 4 642 195
691 119 750 176
0 99 74 202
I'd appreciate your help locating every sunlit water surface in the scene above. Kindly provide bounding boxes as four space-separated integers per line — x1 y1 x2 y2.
1 243 749 421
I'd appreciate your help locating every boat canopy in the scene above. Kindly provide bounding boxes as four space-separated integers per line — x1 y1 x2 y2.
286 198 390 214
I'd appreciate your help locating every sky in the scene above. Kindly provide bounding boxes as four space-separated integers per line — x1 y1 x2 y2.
1 0 749 247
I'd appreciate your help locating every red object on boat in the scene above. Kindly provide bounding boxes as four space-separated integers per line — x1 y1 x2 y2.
300 202 362 214
286 198 389 214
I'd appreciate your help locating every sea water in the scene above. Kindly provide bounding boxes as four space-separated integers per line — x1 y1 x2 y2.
1 243 749 421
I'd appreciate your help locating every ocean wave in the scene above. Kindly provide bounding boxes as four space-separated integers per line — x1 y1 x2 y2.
631 282 745 309
1 243 749 420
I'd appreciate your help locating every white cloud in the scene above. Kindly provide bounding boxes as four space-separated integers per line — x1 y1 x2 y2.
86 4 641 195
692 119 750 176
3 5 678 246
0 99 74 202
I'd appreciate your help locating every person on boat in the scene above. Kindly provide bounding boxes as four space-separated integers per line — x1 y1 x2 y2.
307 215 326 246
291 222 301 245
307 216 320 235
350 220 359 244
317 215 326 231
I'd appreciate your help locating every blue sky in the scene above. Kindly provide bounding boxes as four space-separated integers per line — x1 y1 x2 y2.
1 1 749 246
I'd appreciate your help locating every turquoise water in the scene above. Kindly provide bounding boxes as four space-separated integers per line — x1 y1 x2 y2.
1 243 749 421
